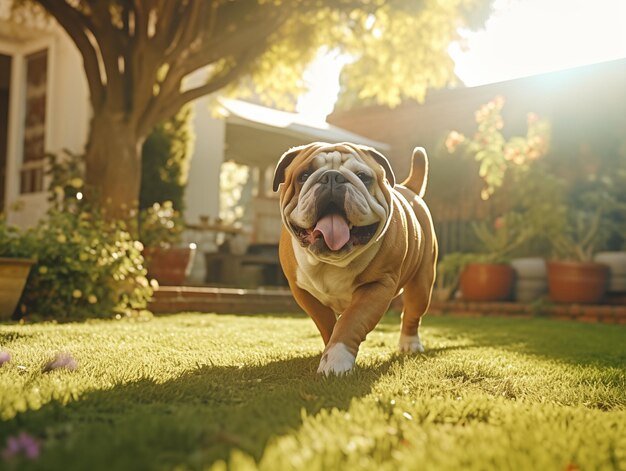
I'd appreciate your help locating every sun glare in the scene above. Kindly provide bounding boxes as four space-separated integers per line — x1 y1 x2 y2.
296 49 350 124
297 0 626 122
449 0 626 86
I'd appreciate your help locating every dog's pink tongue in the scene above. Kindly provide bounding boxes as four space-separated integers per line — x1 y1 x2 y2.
313 214 350 251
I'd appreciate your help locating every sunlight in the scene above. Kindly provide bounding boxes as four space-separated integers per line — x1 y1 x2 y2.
296 49 351 123
449 0 626 86
297 0 626 122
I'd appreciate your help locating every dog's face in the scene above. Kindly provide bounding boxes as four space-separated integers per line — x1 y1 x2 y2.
273 142 396 264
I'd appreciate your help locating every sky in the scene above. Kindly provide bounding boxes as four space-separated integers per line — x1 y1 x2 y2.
296 0 626 122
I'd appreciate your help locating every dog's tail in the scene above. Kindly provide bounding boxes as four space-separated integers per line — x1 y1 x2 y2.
401 147 428 197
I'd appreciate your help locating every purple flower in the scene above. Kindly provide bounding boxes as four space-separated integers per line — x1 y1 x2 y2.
43 353 77 372
2 432 40 460
0 351 10 366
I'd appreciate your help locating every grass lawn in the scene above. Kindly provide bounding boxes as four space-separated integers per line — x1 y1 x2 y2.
1 312 625 470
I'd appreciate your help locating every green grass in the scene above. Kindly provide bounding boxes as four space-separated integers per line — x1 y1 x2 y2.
1 313 625 471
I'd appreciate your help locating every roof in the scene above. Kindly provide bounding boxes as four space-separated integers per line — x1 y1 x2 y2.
216 98 389 167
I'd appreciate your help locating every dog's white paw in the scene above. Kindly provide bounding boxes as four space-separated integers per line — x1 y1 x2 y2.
398 333 425 353
317 343 355 376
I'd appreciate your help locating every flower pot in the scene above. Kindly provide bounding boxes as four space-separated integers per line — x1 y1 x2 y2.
547 260 609 304
510 257 547 303
0 258 35 320
143 246 196 286
460 263 514 302
594 252 626 293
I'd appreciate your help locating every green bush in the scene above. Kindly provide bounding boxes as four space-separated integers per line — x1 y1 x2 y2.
14 209 154 320
0 216 33 259
140 105 194 212
139 201 184 249
3 149 155 320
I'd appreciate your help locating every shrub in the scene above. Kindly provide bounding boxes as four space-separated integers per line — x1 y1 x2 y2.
140 105 194 212
446 96 551 200
138 201 184 249
16 209 154 320
4 151 154 320
0 217 33 259
550 180 621 262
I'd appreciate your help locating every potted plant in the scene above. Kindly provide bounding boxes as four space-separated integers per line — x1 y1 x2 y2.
446 97 551 302
139 201 196 286
547 184 616 304
0 218 35 320
459 211 534 301
505 166 566 302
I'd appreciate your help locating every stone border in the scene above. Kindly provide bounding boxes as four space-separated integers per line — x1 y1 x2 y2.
429 300 626 324
150 286 300 314
150 287 626 324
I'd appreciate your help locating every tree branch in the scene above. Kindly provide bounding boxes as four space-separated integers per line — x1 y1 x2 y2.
88 1 127 112
37 0 104 109
139 58 248 136
169 0 206 59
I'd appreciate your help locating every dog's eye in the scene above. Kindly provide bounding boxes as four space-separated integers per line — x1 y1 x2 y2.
298 172 311 183
356 172 372 183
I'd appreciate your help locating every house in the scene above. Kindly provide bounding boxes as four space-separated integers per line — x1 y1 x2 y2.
0 8 386 285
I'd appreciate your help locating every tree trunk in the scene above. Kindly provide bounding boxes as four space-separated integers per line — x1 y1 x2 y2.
84 111 145 224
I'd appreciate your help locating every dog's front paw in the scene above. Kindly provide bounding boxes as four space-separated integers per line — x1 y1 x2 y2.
317 343 355 376
398 333 425 353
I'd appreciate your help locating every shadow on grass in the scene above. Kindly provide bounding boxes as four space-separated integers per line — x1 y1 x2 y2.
0 331 33 343
1 350 407 470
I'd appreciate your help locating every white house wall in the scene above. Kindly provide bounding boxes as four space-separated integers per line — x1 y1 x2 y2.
184 96 224 224
1 15 225 232
0 21 89 228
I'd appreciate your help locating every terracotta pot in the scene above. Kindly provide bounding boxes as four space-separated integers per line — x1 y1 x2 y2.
143 246 196 286
460 263 514 302
547 260 609 304
0 258 35 320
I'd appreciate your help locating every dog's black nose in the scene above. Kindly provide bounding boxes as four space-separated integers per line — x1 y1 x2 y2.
319 170 347 185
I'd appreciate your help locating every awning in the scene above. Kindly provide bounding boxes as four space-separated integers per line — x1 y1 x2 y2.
216 98 389 167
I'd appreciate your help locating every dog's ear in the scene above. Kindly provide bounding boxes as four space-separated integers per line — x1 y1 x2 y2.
365 147 396 187
273 146 303 192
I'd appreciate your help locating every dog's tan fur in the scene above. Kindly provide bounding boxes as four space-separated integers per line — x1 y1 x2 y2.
273 142 437 374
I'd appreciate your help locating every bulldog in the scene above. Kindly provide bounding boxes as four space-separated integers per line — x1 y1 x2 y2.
273 142 437 376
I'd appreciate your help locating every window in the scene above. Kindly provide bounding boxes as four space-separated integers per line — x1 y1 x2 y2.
21 49 47 194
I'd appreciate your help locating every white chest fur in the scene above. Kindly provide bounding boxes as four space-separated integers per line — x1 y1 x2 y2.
296 262 356 314
293 240 379 314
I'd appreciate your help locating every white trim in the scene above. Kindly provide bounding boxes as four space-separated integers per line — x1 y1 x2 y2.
218 98 390 151
0 33 55 211
3 49 21 209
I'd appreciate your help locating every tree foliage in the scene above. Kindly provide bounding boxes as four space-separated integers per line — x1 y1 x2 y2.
15 0 494 117
12 0 493 218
